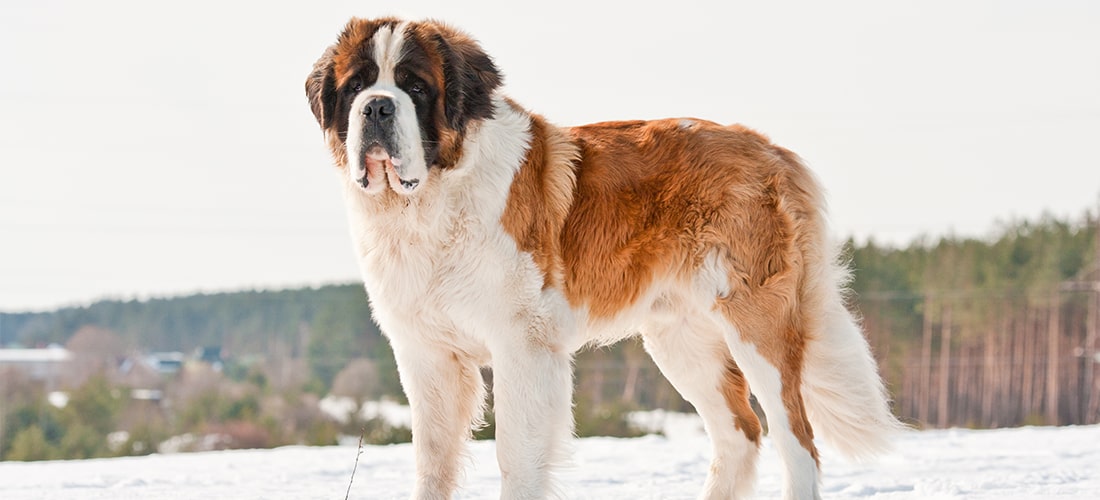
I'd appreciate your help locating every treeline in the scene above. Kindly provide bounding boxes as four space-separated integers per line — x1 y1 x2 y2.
2 285 374 352
3 285 381 360
850 213 1100 428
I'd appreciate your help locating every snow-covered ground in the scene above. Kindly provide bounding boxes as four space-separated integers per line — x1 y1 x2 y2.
319 397 413 428
1 423 1097 499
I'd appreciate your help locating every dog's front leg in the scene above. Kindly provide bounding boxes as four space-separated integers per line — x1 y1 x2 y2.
391 340 486 500
489 330 574 499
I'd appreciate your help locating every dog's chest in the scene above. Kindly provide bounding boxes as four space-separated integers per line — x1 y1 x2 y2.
355 205 532 345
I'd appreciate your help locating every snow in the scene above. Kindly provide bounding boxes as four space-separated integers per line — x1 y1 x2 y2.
1 423 1097 499
320 396 413 428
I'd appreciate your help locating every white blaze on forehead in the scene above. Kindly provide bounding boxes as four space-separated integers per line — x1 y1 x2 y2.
372 21 411 85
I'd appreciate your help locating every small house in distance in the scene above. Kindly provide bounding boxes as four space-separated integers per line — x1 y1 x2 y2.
0 344 71 387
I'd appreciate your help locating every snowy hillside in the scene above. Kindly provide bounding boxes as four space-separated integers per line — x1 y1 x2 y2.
2 424 1097 499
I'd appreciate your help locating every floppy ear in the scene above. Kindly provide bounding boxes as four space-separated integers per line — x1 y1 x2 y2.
305 46 338 130
434 30 503 130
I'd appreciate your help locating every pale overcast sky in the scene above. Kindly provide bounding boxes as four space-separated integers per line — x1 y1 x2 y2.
2 0 1099 312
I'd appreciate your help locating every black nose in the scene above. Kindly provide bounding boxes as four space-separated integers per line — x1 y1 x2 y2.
363 97 395 122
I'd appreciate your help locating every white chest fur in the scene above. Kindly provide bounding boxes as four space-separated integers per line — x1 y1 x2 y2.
338 99 565 358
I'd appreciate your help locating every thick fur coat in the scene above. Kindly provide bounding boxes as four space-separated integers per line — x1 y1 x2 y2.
306 17 903 500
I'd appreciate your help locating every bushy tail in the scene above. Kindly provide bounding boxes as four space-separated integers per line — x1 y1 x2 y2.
799 243 907 461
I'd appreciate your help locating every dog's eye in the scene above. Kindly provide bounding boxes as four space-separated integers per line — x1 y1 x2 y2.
400 71 426 96
345 77 363 94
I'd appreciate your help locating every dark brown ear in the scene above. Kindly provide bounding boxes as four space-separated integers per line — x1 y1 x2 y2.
305 45 338 130
433 29 503 130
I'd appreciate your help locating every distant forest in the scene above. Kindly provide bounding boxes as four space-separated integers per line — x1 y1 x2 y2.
1 285 398 397
851 212 1100 428
3 210 1099 429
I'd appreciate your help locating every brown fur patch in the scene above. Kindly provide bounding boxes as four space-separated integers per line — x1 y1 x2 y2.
330 17 401 87
404 22 468 170
721 358 763 443
559 119 815 314
500 108 579 289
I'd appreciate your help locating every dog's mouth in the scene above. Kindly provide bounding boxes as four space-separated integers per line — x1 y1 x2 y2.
360 144 420 194
363 144 394 183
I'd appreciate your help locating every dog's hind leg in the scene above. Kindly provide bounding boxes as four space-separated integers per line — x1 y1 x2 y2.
390 340 486 500
642 316 762 499
716 302 822 500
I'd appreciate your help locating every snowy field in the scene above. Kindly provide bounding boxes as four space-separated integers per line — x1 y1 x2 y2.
1 423 1097 499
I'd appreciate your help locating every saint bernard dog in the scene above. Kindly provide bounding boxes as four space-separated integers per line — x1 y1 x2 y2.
306 17 902 500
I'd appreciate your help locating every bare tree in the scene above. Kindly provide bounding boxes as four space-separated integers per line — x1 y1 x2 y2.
63 326 126 388
331 358 381 402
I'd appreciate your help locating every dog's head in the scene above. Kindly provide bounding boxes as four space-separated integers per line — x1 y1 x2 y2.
306 18 502 195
